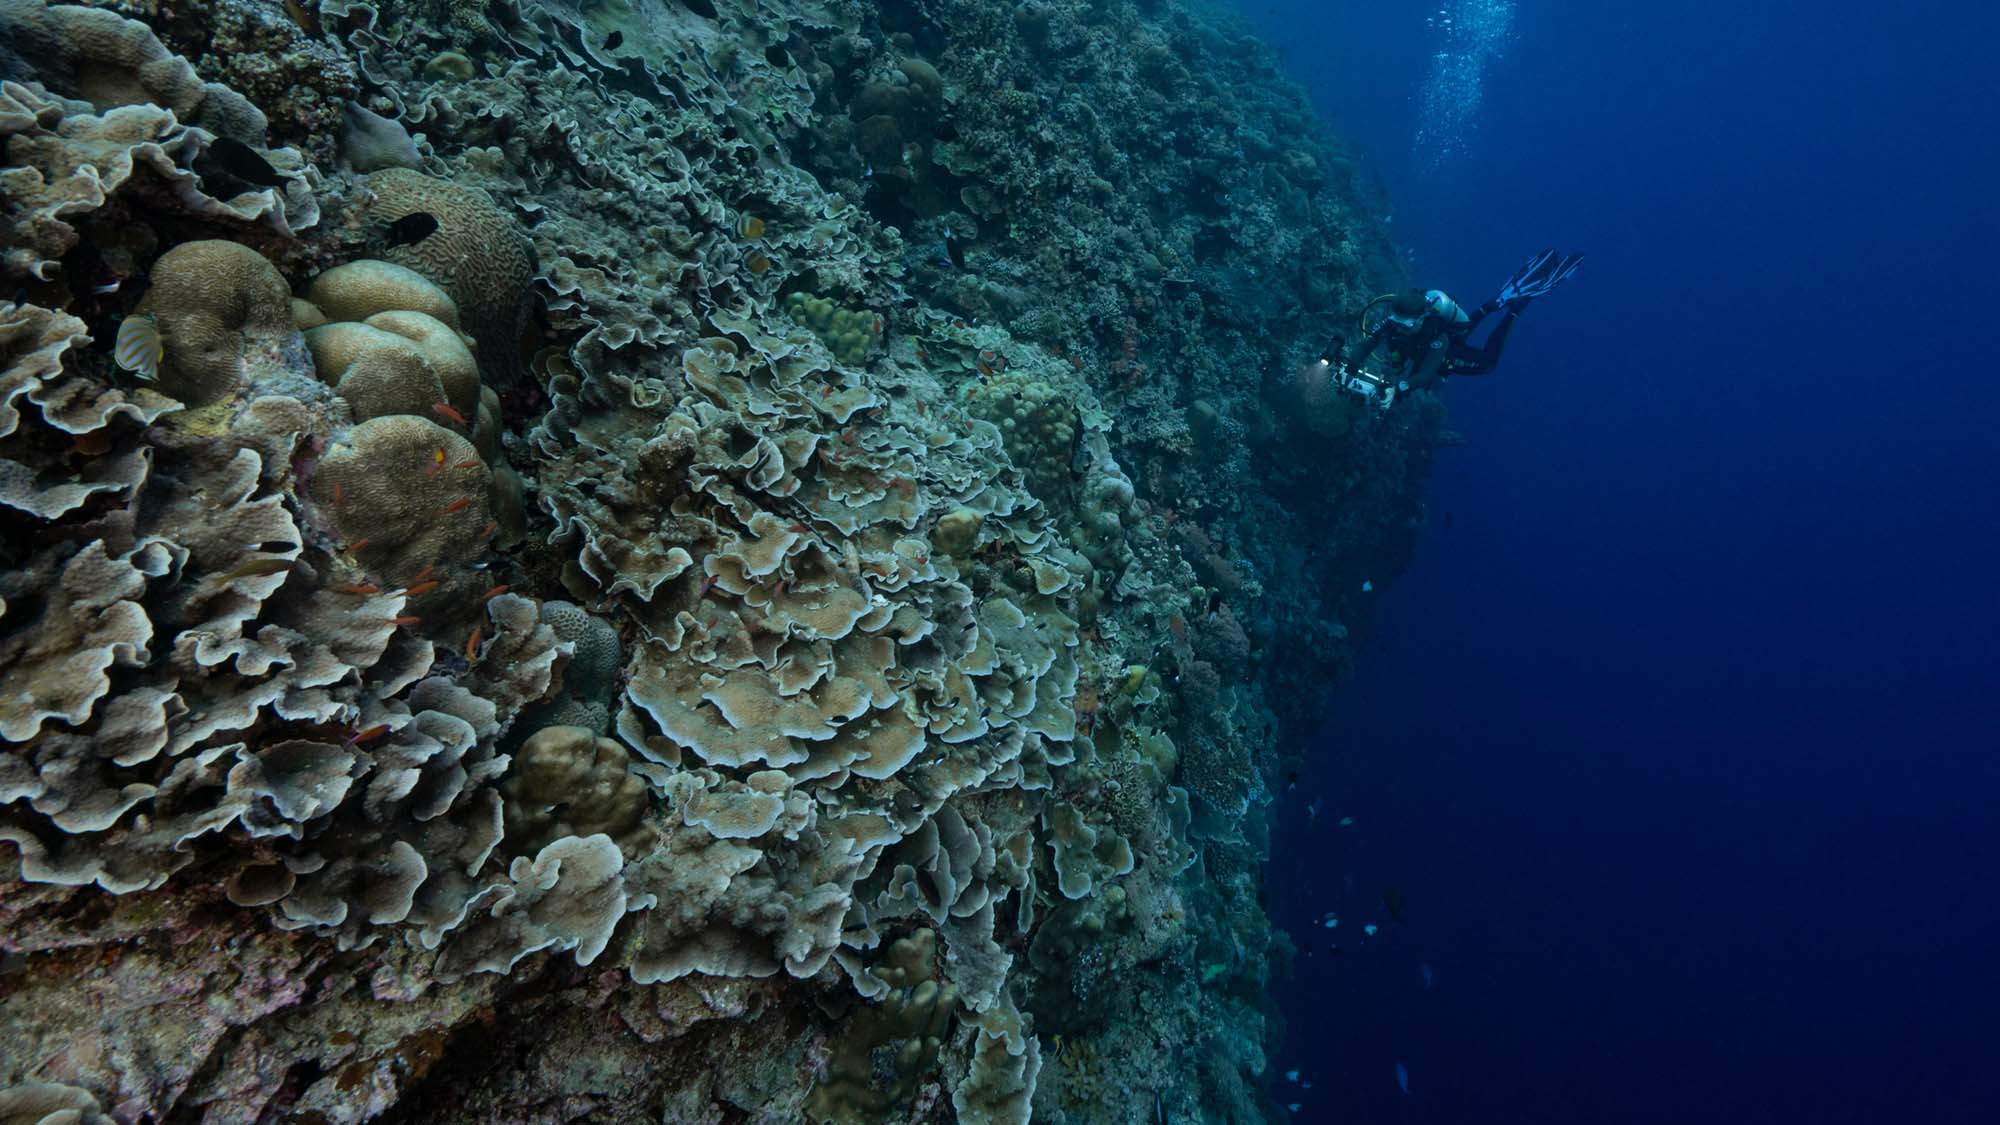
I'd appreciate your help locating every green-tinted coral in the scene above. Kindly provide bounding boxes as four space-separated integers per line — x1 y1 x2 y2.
967 369 1078 500
784 291 881 366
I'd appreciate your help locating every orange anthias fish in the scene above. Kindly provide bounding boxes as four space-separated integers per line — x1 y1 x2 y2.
432 402 469 426
344 722 390 747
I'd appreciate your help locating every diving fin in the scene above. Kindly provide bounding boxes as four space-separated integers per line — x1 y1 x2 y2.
1496 249 1583 304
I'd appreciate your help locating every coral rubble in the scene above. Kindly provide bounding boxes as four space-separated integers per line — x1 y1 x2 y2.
1 0 1435 1121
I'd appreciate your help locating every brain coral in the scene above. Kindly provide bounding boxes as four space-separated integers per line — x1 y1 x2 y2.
310 414 492 586
132 240 303 407
361 168 536 382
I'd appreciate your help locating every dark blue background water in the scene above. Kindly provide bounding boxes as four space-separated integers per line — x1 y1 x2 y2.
1245 1 2000 1121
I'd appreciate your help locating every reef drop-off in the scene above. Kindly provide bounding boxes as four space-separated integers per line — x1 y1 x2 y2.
0 1 1435 1121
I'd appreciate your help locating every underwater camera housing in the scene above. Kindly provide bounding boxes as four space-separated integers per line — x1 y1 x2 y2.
1332 363 1402 410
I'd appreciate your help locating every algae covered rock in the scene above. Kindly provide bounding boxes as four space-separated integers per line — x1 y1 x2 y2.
338 100 422 172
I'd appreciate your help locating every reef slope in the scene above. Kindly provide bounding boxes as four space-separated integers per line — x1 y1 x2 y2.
0 1 1435 1121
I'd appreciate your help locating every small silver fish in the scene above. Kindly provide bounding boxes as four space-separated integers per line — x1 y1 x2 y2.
114 313 162 380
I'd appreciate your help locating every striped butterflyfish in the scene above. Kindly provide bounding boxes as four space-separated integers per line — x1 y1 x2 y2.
113 313 162 380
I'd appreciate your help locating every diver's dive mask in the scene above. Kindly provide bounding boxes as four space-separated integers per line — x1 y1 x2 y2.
1386 287 1431 332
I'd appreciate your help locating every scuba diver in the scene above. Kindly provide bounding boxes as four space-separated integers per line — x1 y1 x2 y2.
1321 249 1584 396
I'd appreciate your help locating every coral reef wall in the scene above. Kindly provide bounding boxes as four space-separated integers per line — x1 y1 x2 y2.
0 1 1436 1121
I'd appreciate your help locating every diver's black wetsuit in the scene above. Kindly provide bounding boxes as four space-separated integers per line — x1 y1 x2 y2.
1348 299 1523 387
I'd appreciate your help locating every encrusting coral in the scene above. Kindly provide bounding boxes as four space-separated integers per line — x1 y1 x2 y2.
0 0 1438 1121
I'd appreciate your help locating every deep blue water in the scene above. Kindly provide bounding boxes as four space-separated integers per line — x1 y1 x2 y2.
1248 1 2000 1121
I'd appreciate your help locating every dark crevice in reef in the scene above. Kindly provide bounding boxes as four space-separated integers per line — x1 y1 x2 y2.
0 0 1430 1121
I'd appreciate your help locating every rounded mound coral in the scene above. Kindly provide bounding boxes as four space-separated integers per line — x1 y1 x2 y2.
500 725 650 856
472 385 502 459
932 506 984 556
306 260 461 329
365 309 480 417
132 239 297 406
332 344 450 424
311 414 492 584
784 291 880 366
304 321 411 380
970 371 1079 499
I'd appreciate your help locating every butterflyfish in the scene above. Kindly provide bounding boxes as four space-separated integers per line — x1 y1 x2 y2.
114 314 163 380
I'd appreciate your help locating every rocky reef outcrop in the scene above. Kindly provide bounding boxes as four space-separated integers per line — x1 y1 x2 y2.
0 1 1436 1121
